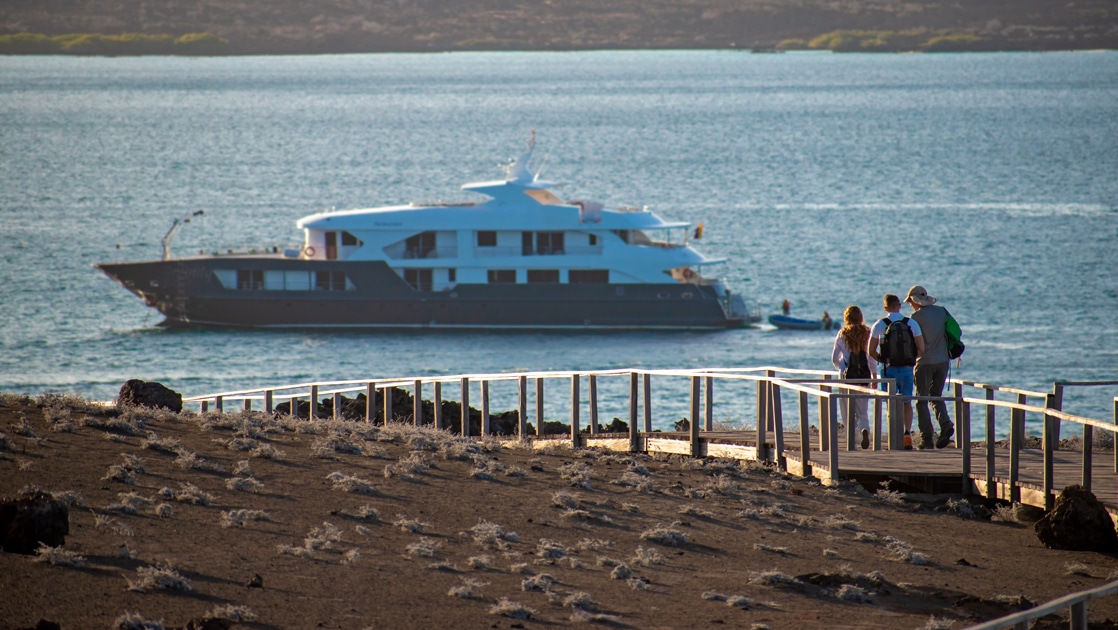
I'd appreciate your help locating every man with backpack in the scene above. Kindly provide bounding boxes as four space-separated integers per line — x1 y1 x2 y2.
868 294 925 449
906 285 957 449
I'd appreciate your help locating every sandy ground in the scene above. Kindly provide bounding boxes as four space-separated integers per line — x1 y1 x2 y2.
2 393 1118 630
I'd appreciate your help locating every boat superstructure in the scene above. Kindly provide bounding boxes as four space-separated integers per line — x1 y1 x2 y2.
96 137 760 329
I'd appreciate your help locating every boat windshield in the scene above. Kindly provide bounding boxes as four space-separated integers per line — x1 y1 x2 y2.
612 227 687 248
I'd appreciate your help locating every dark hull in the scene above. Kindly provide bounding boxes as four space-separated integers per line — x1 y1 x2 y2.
96 257 746 330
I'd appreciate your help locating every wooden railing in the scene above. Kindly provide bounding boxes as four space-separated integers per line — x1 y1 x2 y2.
964 578 1118 630
184 369 1118 505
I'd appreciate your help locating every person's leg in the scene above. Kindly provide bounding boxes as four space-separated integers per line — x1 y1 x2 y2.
854 396 870 448
928 361 952 429
913 364 936 447
928 361 953 447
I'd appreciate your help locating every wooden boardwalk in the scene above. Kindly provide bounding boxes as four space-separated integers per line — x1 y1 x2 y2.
577 430 1118 514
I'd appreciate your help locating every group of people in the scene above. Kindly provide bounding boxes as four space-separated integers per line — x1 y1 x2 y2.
830 285 957 451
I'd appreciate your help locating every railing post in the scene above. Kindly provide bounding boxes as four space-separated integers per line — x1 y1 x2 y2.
333 392 342 420
481 380 490 436
589 375 599 434
643 373 652 433
872 390 883 451
383 384 393 425
1082 420 1093 492
887 380 900 450
1071 600 1088 630
1010 396 1022 503
827 391 839 485
1043 397 1056 512
756 377 767 444
690 376 701 458
366 383 376 424
1014 393 1027 447
798 391 812 477
629 372 639 453
518 375 527 439
985 388 996 501
846 395 856 451
537 377 545 438
433 381 442 429
819 375 832 451
756 376 768 462
244 398 252 412
265 390 274 414
413 380 423 427
1050 382 1065 445
200 400 208 413
953 381 964 448
287 397 297 419
1113 397 1117 475
308 386 316 420
961 401 972 494
461 377 470 438
570 374 580 449
215 395 224 414
771 381 786 471
704 376 713 432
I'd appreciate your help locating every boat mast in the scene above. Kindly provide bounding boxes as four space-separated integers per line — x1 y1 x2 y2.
162 210 205 260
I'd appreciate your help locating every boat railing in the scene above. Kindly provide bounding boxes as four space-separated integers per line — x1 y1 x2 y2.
395 246 458 260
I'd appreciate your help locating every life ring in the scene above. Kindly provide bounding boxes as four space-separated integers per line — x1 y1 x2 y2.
682 268 695 280
304 246 316 257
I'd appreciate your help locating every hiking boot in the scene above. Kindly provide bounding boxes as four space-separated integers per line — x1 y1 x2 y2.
936 424 955 449
919 432 934 450
903 433 912 450
861 429 870 450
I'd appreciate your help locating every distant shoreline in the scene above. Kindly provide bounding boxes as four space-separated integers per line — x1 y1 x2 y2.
2 31 1115 57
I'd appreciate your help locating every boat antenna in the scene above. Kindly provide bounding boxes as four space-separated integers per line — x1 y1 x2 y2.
534 142 554 182
162 210 205 261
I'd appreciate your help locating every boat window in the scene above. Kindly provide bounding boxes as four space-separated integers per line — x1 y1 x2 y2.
527 269 559 283
405 231 437 259
315 270 347 291
569 269 609 284
403 268 432 291
236 270 264 290
448 269 456 282
522 231 564 255
341 231 360 247
488 269 516 284
325 232 338 260
588 234 598 246
477 231 497 247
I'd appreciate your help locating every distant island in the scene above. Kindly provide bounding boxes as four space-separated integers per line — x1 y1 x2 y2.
1 0 1116 54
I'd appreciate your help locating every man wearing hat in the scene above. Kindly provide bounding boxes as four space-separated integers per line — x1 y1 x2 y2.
906 285 955 449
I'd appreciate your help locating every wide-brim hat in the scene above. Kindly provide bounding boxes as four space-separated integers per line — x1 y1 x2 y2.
905 285 937 307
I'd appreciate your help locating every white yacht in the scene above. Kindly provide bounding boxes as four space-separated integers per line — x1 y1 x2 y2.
96 137 760 329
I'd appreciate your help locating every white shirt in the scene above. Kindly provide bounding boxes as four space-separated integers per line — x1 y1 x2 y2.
869 311 922 341
832 331 879 374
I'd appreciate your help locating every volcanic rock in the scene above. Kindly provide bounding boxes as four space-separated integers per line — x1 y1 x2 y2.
117 379 183 412
1034 484 1118 552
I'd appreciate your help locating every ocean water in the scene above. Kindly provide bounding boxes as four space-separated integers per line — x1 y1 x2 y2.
1 51 1117 434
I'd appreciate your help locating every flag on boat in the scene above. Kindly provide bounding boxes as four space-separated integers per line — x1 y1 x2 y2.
693 223 704 239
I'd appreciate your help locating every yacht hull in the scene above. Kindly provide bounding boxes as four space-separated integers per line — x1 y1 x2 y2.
96 258 749 330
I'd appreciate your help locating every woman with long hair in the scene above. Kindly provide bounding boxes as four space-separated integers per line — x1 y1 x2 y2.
831 305 878 449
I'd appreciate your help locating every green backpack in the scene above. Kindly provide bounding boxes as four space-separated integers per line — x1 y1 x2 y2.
946 312 965 360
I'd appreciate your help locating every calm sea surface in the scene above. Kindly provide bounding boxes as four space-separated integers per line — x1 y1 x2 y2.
1 51 1116 435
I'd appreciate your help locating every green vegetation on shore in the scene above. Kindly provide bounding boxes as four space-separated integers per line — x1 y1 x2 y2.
779 30 986 53
0 33 229 56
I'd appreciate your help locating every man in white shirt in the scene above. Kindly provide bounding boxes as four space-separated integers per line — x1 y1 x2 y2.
868 294 925 449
